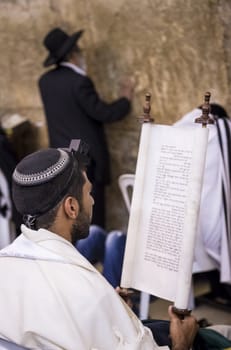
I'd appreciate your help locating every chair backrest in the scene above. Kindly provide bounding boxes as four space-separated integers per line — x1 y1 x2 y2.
118 173 151 319
118 174 135 213
0 338 29 350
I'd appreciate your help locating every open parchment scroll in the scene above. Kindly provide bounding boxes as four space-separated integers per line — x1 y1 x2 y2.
121 123 209 310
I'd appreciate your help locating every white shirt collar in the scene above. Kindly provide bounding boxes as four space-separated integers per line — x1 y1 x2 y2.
60 62 86 76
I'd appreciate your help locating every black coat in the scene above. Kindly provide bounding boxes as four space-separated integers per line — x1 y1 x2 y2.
0 127 22 231
38 66 131 184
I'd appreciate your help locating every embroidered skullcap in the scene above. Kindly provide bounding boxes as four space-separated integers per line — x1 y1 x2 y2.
12 140 89 221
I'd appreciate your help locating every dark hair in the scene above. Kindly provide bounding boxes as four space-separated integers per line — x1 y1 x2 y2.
35 156 86 230
199 103 229 119
61 45 81 63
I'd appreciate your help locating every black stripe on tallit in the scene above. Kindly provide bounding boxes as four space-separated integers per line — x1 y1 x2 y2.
218 117 231 251
223 118 231 186
223 118 231 250
216 118 228 232
215 117 224 159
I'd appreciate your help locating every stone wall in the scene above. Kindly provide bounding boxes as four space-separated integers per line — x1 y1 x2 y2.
0 0 230 231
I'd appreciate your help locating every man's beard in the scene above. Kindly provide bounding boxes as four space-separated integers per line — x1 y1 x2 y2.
78 55 87 72
71 210 91 245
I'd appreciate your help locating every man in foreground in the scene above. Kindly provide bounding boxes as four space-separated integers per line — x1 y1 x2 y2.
0 140 217 349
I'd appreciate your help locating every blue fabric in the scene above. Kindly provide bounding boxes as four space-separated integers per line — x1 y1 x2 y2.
103 230 126 287
75 225 106 264
142 320 171 347
76 225 126 287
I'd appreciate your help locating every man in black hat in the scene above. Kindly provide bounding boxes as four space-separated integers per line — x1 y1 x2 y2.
0 140 200 349
38 27 134 229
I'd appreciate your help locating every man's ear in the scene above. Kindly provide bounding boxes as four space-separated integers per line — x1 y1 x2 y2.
63 196 79 219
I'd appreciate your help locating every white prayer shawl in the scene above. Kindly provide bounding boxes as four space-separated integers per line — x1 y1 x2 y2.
0 225 168 350
174 108 231 283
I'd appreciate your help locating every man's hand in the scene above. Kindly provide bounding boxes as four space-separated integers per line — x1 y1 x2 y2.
115 287 134 308
119 76 135 100
168 305 199 350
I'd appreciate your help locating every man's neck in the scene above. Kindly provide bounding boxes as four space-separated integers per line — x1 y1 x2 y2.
60 62 86 76
48 221 72 243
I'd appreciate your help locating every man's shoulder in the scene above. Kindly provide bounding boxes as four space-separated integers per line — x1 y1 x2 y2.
38 68 56 86
39 66 91 85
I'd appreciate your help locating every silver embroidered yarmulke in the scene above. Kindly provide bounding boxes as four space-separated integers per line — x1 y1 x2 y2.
13 149 70 186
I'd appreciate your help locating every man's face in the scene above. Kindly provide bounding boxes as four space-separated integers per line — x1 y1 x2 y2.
74 47 87 71
70 172 94 244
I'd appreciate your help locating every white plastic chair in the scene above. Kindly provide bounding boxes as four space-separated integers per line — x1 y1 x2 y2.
118 174 151 320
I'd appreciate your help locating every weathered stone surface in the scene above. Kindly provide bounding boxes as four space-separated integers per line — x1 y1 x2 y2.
0 0 231 229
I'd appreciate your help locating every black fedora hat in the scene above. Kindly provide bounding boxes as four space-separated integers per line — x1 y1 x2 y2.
43 27 84 67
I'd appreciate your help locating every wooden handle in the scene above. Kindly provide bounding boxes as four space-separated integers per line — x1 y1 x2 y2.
138 92 154 123
195 91 214 127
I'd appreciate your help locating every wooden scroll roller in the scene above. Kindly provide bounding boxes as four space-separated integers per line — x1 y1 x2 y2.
172 306 192 319
195 91 214 127
137 92 155 123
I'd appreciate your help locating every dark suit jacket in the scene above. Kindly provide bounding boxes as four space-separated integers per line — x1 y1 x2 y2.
0 127 22 231
38 66 131 184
